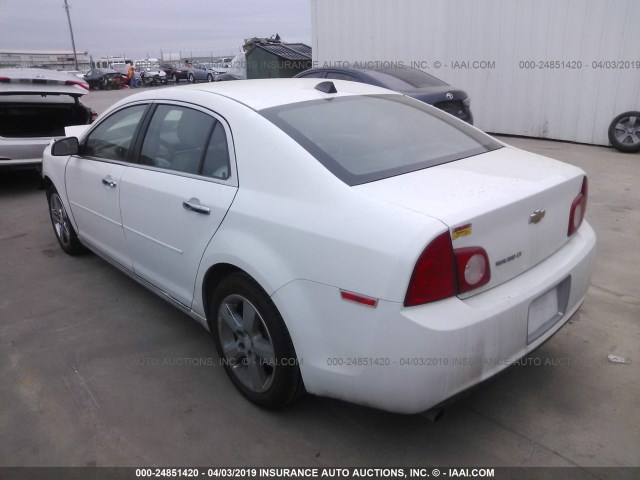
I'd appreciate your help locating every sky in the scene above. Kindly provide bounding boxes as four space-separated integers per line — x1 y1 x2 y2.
0 0 311 60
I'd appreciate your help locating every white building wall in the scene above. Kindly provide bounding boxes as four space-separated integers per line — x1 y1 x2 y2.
311 0 640 145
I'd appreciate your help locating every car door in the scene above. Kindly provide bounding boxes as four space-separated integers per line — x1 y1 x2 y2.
65 104 148 270
119 103 237 307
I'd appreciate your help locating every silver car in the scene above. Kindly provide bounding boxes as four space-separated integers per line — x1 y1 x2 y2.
187 64 217 83
0 68 94 169
139 66 168 86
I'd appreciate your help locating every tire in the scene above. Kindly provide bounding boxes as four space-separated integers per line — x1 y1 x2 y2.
608 111 640 153
209 272 304 409
46 186 85 255
189 74 195 83
207 74 213 82
173 73 179 83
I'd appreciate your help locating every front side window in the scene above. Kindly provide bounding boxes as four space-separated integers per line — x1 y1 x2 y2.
139 104 226 176
261 94 501 186
83 105 147 161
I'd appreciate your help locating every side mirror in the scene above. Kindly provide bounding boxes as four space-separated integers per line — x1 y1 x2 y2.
51 137 79 156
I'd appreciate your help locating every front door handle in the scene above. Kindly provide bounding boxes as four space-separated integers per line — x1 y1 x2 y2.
183 199 210 215
102 176 117 188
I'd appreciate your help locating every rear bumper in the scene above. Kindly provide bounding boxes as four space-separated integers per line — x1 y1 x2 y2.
272 222 596 414
0 138 50 166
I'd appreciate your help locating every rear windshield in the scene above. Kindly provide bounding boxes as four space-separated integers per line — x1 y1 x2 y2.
368 68 448 89
261 94 501 186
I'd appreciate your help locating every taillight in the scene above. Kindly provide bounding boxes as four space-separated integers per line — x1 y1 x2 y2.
404 233 492 307
568 176 588 236
454 247 491 294
404 232 456 307
0 76 10 83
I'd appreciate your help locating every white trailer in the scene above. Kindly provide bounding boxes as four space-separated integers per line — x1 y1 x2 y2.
311 0 640 145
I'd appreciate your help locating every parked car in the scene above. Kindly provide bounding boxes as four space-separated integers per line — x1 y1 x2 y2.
112 65 133 86
160 63 189 83
187 63 217 83
0 68 94 170
42 79 595 414
296 66 474 124
84 68 128 90
608 111 640 153
139 66 168 86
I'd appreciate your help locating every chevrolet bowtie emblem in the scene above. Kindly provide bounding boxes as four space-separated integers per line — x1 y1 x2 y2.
529 209 546 224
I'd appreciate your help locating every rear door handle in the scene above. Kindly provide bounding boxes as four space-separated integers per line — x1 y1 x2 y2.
183 199 210 215
102 176 117 188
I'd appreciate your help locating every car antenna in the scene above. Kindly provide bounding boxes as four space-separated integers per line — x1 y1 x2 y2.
315 81 337 94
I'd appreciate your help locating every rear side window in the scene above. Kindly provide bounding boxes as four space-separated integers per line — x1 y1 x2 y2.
261 94 501 186
139 104 230 179
201 122 231 180
84 105 146 161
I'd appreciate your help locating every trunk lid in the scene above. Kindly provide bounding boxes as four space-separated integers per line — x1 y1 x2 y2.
0 68 89 96
355 146 585 296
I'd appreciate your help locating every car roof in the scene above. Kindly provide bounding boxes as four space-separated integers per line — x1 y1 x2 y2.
188 78 398 110
297 66 450 90
102 79 401 118
300 65 421 75
0 67 88 96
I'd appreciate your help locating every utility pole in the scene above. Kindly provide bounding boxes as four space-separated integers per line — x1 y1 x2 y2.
63 0 79 70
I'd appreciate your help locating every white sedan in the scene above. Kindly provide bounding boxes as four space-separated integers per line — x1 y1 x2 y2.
42 79 595 414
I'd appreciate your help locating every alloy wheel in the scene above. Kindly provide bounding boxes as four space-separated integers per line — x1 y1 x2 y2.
49 193 71 247
613 115 640 147
217 294 276 393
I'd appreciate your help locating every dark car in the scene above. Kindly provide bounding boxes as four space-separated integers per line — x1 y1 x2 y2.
160 63 189 83
295 66 473 124
83 68 128 90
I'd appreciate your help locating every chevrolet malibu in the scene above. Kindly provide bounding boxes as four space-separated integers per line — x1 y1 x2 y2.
42 79 595 414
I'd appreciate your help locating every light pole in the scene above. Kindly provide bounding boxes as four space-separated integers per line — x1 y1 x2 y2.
63 0 79 70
